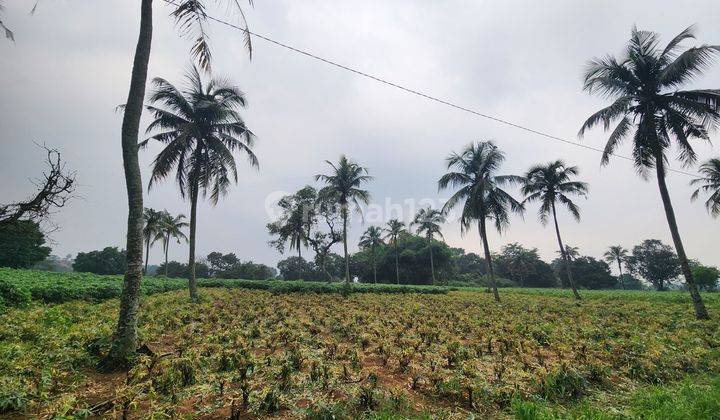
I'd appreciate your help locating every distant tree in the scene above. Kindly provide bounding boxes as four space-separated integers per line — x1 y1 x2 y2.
267 186 317 259
453 250 486 276
411 207 446 285
0 220 51 268
553 256 616 290
359 226 383 283
142 208 163 275
73 247 126 275
691 158 720 218
277 256 316 281
626 239 681 291
307 194 343 282
579 25 718 319
496 243 540 287
156 260 209 279
689 261 719 291
154 211 188 277
618 273 645 290
206 252 240 277
604 245 629 289
352 233 453 285
142 67 257 301
439 141 524 302
316 156 372 284
33 254 74 272
383 219 407 284
521 160 587 299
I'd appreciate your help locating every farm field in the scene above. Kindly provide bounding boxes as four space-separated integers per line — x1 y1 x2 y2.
1 275 719 418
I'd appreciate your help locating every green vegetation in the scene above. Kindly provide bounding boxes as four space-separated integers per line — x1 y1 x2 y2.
0 285 717 417
0 269 449 307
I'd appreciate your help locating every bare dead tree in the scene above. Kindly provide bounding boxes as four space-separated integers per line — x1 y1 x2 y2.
0 145 76 227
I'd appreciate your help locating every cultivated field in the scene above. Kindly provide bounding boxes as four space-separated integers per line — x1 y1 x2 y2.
1 271 719 418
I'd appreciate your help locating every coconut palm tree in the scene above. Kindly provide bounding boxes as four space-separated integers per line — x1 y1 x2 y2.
383 219 406 285
142 208 163 275
109 0 253 368
142 67 257 301
563 245 580 262
604 245 628 289
411 207 445 285
267 187 316 259
579 25 719 319
315 156 372 284
438 141 524 302
521 160 587 300
691 158 720 218
359 226 383 283
153 211 189 277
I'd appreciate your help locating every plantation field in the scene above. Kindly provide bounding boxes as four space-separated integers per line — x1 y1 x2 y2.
1 282 719 418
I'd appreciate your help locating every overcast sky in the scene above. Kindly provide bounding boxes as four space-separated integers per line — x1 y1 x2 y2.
1 0 719 270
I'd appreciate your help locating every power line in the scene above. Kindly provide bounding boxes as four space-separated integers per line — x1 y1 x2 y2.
159 0 700 178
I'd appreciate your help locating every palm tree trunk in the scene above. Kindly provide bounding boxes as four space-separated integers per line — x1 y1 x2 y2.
394 240 400 285
104 0 153 370
164 236 169 277
551 201 581 300
342 208 350 284
144 237 150 275
478 218 500 302
655 157 709 319
188 186 199 301
429 239 436 286
617 260 624 290
372 245 377 284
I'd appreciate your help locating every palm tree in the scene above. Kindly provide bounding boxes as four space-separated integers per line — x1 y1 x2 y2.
315 156 372 284
109 0 253 368
563 245 580 262
359 226 383 283
691 158 720 218
383 219 406 285
154 211 189 277
411 207 445 285
521 160 587 300
267 187 316 259
142 67 257 301
604 245 628 289
142 208 163 275
579 26 719 319
438 141 524 302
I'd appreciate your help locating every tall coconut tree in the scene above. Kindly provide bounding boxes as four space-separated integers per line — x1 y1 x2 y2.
579 26 719 319
604 245 628 289
383 219 406 285
438 141 524 302
521 160 587 300
142 208 163 274
691 158 720 218
108 0 253 368
411 207 445 285
142 67 257 301
154 211 188 277
359 226 383 283
315 156 372 284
